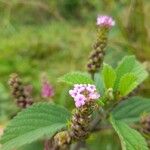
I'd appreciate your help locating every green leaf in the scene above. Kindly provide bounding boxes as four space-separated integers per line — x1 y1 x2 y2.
94 73 105 95
110 116 148 150
87 131 121 150
118 73 138 96
102 64 116 89
114 56 148 89
0 103 71 150
112 97 150 123
19 141 43 150
58 71 94 85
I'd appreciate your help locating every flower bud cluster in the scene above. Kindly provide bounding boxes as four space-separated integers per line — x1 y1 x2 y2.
8 73 33 108
87 15 115 75
69 84 100 140
141 115 150 135
87 48 105 74
41 81 54 98
53 131 71 150
45 131 71 150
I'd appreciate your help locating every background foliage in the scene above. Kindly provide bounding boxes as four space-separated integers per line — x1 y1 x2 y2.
0 0 150 149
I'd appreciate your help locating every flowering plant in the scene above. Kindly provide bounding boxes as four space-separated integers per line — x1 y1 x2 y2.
0 15 150 150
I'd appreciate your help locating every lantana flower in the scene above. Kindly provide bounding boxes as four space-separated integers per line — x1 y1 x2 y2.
97 15 115 28
69 84 100 108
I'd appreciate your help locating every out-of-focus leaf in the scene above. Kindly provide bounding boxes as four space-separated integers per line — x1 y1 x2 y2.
110 116 148 150
19 141 43 150
87 130 121 150
112 96 150 123
114 56 148 89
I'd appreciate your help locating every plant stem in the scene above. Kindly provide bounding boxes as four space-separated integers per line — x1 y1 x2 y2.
73 140 89 150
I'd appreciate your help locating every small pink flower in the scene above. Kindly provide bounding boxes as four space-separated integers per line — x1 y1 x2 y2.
41 82 54 98
69 90 78 98
69 84 100 108
75 94 86 107
89 92 100 100
86 84 96 92
97 15 115 28
78 87 86 93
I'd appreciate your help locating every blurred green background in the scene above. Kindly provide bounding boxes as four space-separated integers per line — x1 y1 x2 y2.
0 0 150 149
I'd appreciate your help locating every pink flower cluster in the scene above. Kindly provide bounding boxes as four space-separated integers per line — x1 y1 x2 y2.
97 15 115 28
69 84 100 108
41 81 54 98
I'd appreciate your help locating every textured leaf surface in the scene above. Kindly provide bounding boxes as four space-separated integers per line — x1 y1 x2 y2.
58 71 93 85
102 64 116 89
112 97 150 123
114 56 148 89
0 103 71 150
118 73 138 96
110 116 148 150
